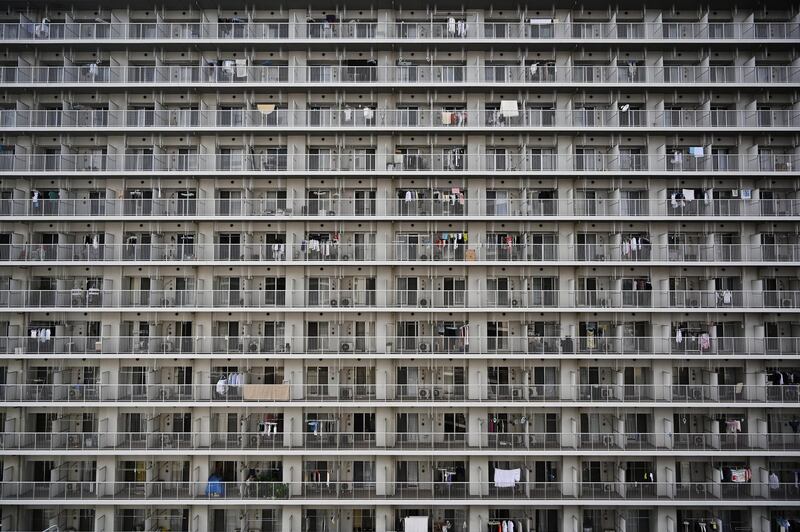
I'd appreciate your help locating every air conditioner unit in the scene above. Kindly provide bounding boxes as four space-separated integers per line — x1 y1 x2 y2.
418 342 429 352
329 299 338 307
782 299 793 308
512 388 523 399
340 298 351 307
340 342 354 352
419 298 428 307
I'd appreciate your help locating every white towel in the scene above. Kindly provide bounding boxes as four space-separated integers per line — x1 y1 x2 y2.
493 468 520 488
404 516 429 532
500 100 519 118
235 59 247 78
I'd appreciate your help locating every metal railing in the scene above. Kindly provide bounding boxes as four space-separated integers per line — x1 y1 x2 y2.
1 64 797 86
2 21 798 42
1 383 797 404
2 431 797 451
2 242 799 264
0 480 794 501
5 288 800 311
3 196 800 219
1 335 798 358
0 152 795 174
3 108 799 130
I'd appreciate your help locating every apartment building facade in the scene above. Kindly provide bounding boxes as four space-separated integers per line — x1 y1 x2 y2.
0 3 799 532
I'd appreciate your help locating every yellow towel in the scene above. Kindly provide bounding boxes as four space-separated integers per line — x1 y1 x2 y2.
257 103 276 114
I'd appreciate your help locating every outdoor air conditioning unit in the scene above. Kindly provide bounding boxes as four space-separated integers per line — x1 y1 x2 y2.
340 342 354 352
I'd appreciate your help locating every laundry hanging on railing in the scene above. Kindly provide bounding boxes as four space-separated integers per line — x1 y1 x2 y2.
434 232 468 250
724 419 742 433
720 466 751 482
717 289 732 305
301 238 338 256
404 516 429 532
258 414 280 434
235 59 247 77
441 110 468 126
270 243 286 259
688 146 705 157
493 467 521 487
30 328 52 343
459 324 469 346
767 369 800 385
444 148 465 170
499 100 520 118
256 104 275 114
621 235 650 256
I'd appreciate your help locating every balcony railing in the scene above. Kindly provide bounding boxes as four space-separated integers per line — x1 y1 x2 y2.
3 108 799 130
1 152 795 174
0 480 794 502
1 64 797 86
1 335 797 358
2 21 798 42
1 383 797 404
2 431 797 452
3 196 800 219
5 288 800 311
2 242 800 264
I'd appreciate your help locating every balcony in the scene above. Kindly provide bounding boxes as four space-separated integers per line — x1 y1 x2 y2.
1 64 797 87
3 195 800 219
5 288 800 311
0 479 793 503
1 20 797 42
2 151 796 175
0 151 797 175
1 382 797 404
4 108 800 132
3 240 800 265
3 334 798 358
3 430 796 453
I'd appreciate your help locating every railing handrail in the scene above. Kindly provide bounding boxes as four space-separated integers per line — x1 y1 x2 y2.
6 287 800 311
3 20 798 42
2 381 797 405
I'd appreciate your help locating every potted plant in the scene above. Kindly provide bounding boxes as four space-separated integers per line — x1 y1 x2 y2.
273 482 289 499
